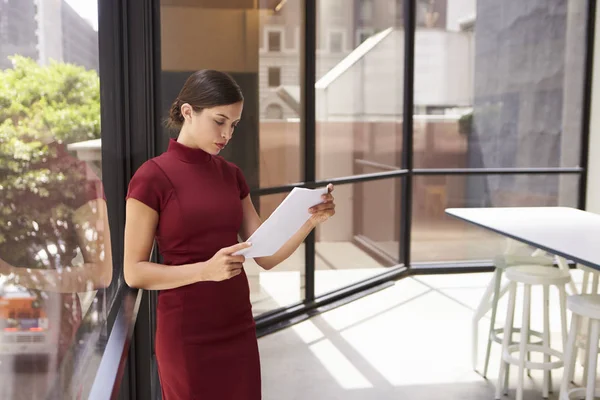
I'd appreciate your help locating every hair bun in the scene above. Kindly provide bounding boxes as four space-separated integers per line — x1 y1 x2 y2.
167 99 184 130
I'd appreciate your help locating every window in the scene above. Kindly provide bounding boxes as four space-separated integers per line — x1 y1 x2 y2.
357 28 374 45
360 0 374 21
388 0 406 26
0 0 114 398
266 103 284 119
268 31 282 52
268 67 281 87
329 31 344 53
160 0 304 319
331 0 343 15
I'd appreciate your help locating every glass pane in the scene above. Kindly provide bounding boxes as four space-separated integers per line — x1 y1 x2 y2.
247 193 304 315
316 0 405 180
159 0 303 189
413 0 588 169
0 1 114 398
411 174 580 263
315 178 402 297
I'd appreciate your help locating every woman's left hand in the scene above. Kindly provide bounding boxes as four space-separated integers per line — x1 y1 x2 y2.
309 184 336 225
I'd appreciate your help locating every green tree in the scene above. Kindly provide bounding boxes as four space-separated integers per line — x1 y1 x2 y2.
0 56 101 270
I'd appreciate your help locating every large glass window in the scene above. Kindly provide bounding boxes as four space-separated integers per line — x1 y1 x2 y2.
411 174 580 263
413 0 587 170
154 0 591 318
315 178 402 296
159 0 304 314
316 0 404 180
0 1 116 398
314 0 405 295
410 0 588 265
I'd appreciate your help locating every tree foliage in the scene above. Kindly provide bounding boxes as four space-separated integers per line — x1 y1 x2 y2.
0 56 101 270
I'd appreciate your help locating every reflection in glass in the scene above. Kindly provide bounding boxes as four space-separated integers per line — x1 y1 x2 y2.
313 0 404 295
0 3 109 396
411 174 579 263
316 0 404 181
159 0 305 315
315 179 401 297
413 0 588 170
159 0 303 190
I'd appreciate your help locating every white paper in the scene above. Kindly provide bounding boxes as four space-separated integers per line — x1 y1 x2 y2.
234 186 329 258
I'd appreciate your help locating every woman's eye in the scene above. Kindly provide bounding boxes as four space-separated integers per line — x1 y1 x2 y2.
215 120 225 126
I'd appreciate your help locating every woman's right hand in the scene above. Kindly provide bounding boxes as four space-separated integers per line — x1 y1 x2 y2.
202 242 252 282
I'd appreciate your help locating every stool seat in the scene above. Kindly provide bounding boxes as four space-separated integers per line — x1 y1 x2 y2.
505 265 571 286
568 294 600 320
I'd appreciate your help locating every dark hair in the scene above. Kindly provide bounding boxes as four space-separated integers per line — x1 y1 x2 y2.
167 69 244 131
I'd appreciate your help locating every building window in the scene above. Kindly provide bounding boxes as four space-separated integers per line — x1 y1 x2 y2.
331 0 343 15
357 29 374 45
268 67 281 87
329 31 344 53
360 0 374 21
268 31 281 52
265 103 284 119
394 0 404 25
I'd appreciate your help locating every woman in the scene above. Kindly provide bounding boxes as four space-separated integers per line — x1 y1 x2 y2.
123 70 335 399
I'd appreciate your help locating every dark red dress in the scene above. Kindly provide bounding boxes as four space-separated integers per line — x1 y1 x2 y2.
126 139 260 400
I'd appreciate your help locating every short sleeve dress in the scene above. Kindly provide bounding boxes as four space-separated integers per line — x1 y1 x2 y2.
126 138 260 400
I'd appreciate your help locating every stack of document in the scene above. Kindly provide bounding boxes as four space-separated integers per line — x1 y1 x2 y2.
234 186 329 258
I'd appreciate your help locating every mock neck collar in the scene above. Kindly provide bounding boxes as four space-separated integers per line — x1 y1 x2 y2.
167 138 212 164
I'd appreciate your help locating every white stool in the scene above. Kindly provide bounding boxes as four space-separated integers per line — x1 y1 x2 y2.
559 295 600 400
495 265 570 400
576 267 600 368
480 255 554 378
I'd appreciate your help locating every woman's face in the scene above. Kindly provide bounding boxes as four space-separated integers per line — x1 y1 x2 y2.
181 101 243 155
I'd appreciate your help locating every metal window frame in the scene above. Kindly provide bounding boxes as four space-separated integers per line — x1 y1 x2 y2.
253 0 597 332
84 0 163 398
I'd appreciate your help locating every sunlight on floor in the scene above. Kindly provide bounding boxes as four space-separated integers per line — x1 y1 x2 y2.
259 270 597 400
309 340 374 389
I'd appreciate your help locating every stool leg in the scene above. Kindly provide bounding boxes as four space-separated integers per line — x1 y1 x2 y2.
517 284 531 400
504 293 517 396
559 286 569 349
526 284 533 378
542 285 550 398
583 271 590 294
474 272 499 370
559 314 580 399
484 268 503 378
585 319 599 400
557 257 578 295
582 320 591 389
496 282 517 400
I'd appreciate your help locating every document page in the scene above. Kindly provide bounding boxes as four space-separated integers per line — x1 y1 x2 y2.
234 186 329 258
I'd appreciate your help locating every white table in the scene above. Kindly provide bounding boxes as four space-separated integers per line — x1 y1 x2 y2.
445 207 600 272
445 206 600 370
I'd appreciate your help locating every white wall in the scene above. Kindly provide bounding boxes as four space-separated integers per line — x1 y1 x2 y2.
446 0 476 32
586 1 600 214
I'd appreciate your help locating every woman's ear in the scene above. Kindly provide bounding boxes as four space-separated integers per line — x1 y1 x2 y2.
181 103 193 123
